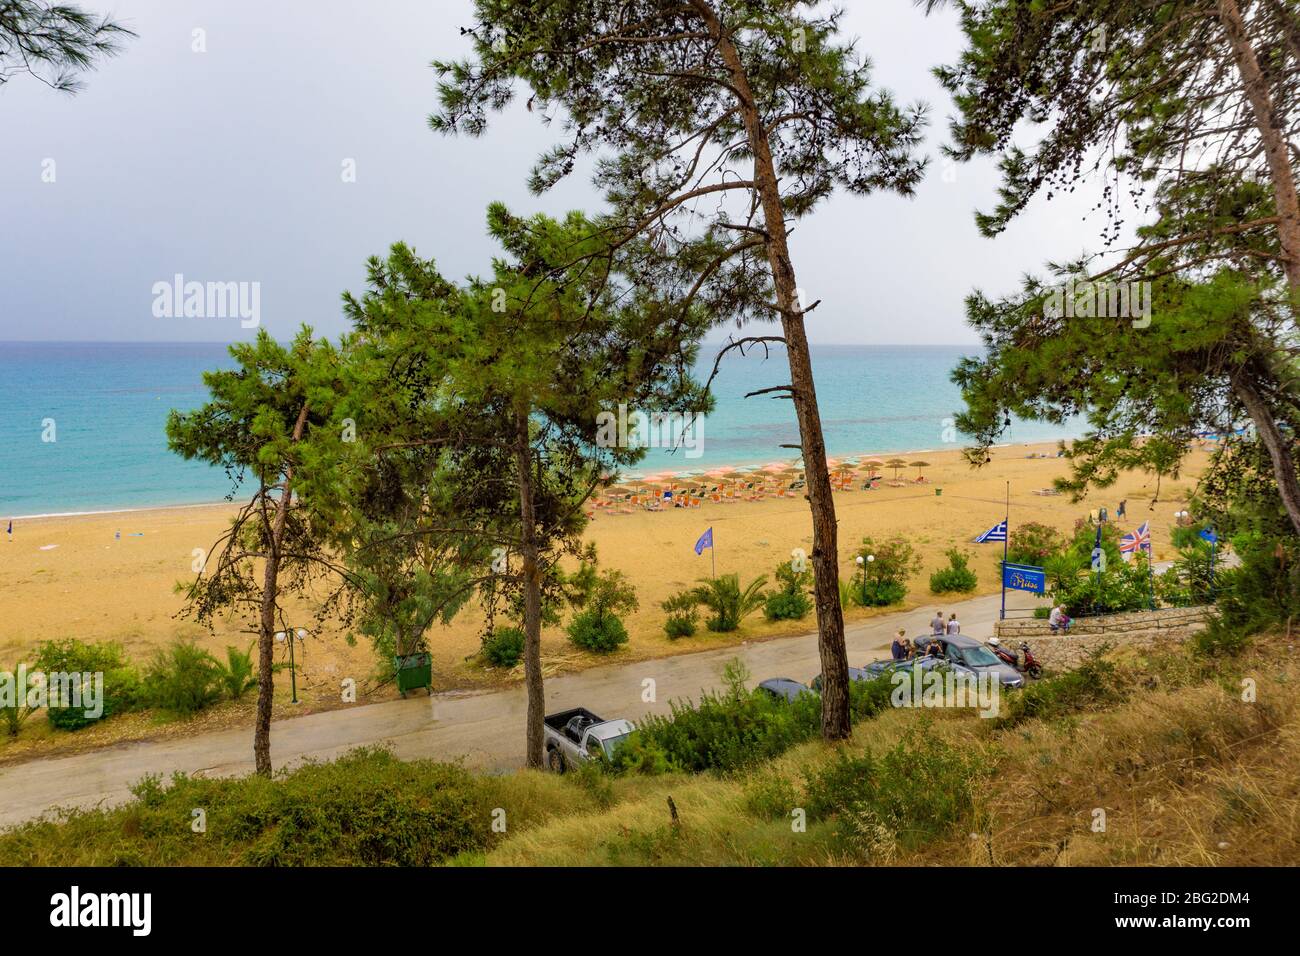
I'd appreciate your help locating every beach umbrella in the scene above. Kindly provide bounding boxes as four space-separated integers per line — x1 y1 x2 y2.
910 460 931 479
886 457 907 480
863 457 885 477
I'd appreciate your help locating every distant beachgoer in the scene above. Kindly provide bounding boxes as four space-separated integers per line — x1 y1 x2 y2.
946 614 960 635
1117 499 1127 519
931 611 945 635
891 628 909 661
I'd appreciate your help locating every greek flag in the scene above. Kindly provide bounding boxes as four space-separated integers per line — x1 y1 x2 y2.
975 519 1007 543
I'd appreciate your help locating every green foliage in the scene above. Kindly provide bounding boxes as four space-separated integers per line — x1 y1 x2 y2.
567 610 629 653
32 638 140 731
661 590 699 639
764 559 812 620
566 568 637 652
481 626 526 668
802 724 986 850
611 659 893 776
0 1 136 94
929 548 978 594
0 749 505 866
850 535 918 606
1006 521 1066 566
214 643 259 701
1213 532 1300 637
691 574 767 632
1 661 39 737
992 648 1125 729
143 640 222 716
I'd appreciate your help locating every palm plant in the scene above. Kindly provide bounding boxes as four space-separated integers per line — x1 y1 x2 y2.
215 642 259 701
692 574 767 632
1 662 39 737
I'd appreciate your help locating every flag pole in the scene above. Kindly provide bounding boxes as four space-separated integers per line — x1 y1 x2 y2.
1000 481 1009 621
711 528 716 579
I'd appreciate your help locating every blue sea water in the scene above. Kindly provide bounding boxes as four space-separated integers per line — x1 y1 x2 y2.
0 342 1082 517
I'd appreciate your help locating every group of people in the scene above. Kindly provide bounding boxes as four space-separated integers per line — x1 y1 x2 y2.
888 609 961 661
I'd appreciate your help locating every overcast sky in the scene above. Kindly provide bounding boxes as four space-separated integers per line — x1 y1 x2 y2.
0 0 1119 345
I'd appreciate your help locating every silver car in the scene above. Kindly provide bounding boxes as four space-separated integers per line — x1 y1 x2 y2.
912 633 1024 688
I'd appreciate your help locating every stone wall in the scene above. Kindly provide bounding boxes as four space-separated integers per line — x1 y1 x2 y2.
992 606 1213 671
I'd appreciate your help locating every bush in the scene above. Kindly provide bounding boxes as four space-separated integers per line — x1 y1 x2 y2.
482 627 526 667
32 638 142 731
0 748 503 866
691 574 767 632
1007 521 1067 566
992 646 1125 728
1 661 40 737
143 640 222 716
214 642 259 700
567 569 638 652
850 535 917 606
661 591 699 639
764 559 812 621
802 724 985 850
567 609 629 653
610 658 894 775
929 548 978 594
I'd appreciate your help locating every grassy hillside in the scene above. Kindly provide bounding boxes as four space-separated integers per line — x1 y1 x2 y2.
3 637 1296 867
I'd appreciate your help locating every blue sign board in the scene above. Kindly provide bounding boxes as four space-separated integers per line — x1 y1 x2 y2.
1003 562 1046 595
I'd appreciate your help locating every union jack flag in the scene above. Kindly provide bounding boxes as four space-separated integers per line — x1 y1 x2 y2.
1120 521 1151 554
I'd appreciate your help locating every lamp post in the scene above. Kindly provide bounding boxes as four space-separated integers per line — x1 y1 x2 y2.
274 627 308 704
856 554 874 604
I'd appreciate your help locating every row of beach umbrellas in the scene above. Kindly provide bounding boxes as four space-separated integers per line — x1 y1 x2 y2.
604 456 933 490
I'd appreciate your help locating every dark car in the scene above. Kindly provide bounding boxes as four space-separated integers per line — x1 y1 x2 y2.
809 667 874 693
757 677 813 702
864 655 964 678
912 633 1024 688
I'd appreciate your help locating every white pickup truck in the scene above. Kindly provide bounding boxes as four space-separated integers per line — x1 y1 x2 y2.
543 707 635 773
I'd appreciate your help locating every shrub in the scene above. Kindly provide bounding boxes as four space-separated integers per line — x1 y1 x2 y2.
850 535 917 606
802 724 985 849
214 642 259 700
929 548 978 594
482 626 526 667
567 610 629 653
1006 521 1066 566
32 638 141 731
764 559 812 620
611 658 894 775
567 569 638 652
1 662 40 737
691 573 767 632
143 640 222 716
992 646 1124 728
661 591 699 639
744 772 800 820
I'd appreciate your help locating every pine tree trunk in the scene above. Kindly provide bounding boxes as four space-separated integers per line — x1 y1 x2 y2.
698 0 851 740
1219 0 1300 299
253 402 310 777
514 411 546 768
1233 368 1300 537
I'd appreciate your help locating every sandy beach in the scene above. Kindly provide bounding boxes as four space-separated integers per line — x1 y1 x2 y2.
0 440 1206 713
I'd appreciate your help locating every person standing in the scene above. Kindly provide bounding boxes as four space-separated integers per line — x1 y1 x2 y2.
1117 499 1127 519
891 628 910 661
946 613 960 635
931 611 945 635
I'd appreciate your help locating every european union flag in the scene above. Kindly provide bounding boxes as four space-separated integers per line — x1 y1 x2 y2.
694 527 713 555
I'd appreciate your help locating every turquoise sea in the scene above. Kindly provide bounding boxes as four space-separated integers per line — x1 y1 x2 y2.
0 342 1082 517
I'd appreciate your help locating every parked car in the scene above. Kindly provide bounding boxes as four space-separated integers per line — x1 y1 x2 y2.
809 667 874 692
912 633 1024 688
757 677 814 702
863 655 965 678
542 707 635 773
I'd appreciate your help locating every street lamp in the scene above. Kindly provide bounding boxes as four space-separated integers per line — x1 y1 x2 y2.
856 554 874 603
274 627 308 704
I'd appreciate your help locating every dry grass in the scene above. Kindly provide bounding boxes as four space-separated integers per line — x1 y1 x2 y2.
481 641 1300 867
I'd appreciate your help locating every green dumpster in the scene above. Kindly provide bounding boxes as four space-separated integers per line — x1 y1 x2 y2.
394 652 432 697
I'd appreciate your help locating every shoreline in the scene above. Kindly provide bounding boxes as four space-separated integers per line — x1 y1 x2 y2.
1 439 1051 523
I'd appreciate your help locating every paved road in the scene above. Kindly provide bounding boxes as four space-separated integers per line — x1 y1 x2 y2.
0 589 1038 829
